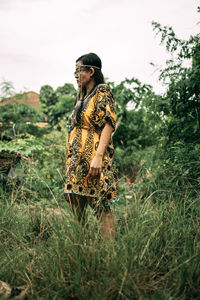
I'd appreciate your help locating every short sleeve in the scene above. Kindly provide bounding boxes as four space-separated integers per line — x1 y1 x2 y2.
93 85 116 131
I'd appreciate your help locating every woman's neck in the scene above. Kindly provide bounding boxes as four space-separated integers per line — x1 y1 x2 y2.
85 79 95 97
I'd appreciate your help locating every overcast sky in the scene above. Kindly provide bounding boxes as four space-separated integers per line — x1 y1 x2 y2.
0 0 199 95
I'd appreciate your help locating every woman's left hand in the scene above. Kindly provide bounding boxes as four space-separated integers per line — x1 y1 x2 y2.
88 154 103 177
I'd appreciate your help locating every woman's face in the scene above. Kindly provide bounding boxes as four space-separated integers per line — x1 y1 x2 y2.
74 60 94 88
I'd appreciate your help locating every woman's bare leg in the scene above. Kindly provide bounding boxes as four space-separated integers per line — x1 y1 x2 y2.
65 194 88 225
65 194 115 238
97 209 115 240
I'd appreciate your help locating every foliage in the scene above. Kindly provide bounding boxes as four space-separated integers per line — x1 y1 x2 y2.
0 134 44 157
110 78 163 175
0 123 66 204
0 103 44 139
39 85 57 114
39 83 76 126
48 94 75 128
0 187 200 299
0 81 48 183
151 20 200 188
0 81 45 140
152 21 200 84
0 80 15 101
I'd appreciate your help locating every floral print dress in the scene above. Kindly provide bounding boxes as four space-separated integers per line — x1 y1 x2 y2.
64 84 119 210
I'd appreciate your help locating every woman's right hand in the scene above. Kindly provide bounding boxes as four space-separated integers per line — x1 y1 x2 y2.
88 154 103 177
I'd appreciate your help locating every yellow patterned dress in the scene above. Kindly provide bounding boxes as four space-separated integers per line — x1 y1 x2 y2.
64 84 119 211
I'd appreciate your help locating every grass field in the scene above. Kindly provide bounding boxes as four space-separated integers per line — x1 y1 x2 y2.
0 173 200 299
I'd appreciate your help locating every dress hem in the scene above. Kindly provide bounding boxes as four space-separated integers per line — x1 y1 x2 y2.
64 189 119 207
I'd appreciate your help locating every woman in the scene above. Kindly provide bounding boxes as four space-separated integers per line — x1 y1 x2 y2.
64 53 119 239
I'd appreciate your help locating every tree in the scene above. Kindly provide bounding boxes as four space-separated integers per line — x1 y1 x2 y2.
48 94 75 127
0 80 15 101
151 18 200 187
110 78 163 175
39 85 57 116
39 83 76 126
0 81 43 140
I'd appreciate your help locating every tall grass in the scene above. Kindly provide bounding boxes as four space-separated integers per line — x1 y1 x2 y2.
0 128 200 299
0 184 200 299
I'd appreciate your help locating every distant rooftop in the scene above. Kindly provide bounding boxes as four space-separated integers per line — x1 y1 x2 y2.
0 91 40 110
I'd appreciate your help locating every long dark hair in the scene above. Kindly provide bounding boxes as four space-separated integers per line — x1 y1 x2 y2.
76 52 104 94
74 53 105 123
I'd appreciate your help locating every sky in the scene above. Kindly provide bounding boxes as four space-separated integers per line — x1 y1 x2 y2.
0 0 199 95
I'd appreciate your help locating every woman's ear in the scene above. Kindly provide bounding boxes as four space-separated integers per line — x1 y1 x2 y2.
90 67 95 77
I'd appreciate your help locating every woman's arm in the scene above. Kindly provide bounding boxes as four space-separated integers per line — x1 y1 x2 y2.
88 123 114 177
